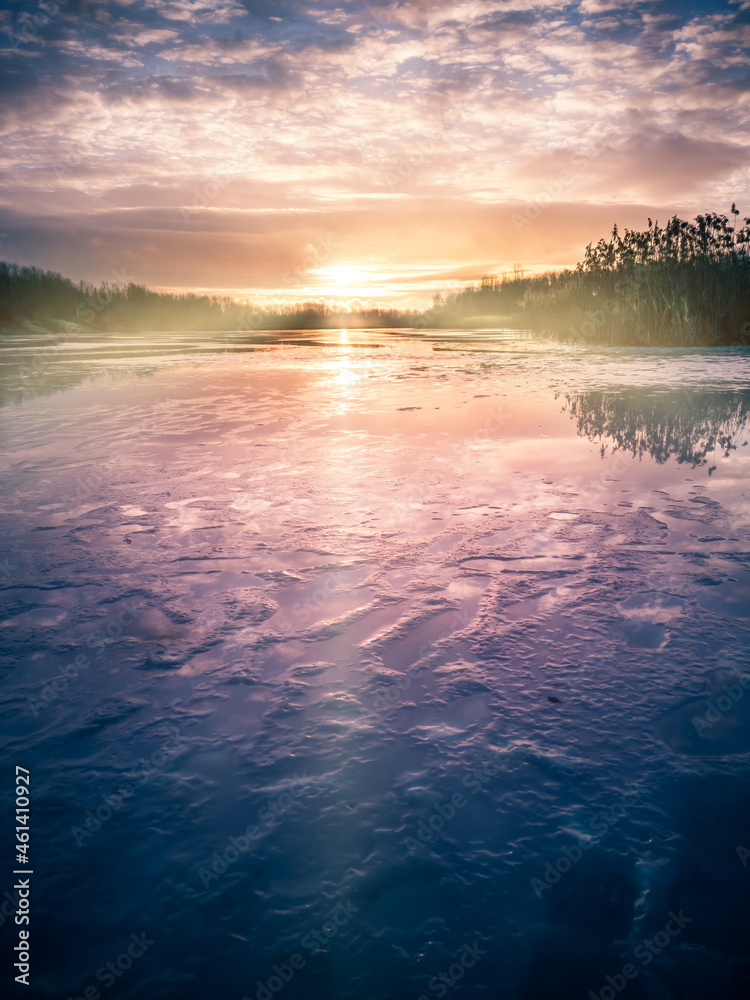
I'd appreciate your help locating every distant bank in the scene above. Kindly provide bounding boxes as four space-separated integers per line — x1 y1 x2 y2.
2 209 748 346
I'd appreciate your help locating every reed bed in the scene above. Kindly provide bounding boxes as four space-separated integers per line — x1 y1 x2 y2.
435 210 750 345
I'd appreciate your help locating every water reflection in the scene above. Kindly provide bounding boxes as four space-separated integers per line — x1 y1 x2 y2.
0 329 372 407
2 332 750 1000
562 389 750 469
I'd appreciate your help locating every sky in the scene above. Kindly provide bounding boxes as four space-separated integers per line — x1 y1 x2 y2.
0 0 748 308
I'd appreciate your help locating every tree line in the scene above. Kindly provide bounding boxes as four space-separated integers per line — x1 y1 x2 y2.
2 209 749 344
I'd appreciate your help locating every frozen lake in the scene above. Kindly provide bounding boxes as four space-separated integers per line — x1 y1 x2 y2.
1 329 750 999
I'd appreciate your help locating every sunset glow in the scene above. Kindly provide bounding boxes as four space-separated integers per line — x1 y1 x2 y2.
1 1 748 305
3 6 750 997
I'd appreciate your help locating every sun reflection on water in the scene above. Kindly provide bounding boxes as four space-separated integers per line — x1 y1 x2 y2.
329 329 358 400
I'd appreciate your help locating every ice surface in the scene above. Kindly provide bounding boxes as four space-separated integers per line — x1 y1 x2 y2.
1 330 750 999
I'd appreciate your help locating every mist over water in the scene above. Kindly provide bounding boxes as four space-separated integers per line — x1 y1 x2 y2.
1 330 749 1000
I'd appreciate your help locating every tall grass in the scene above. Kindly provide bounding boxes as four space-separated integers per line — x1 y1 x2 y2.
436 209 750 345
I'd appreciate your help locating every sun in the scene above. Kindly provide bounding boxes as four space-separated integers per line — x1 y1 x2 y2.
333 266 365 288
316 265 367 289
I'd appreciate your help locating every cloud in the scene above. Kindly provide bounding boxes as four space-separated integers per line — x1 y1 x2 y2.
578 0 649 12
0 0 746 303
